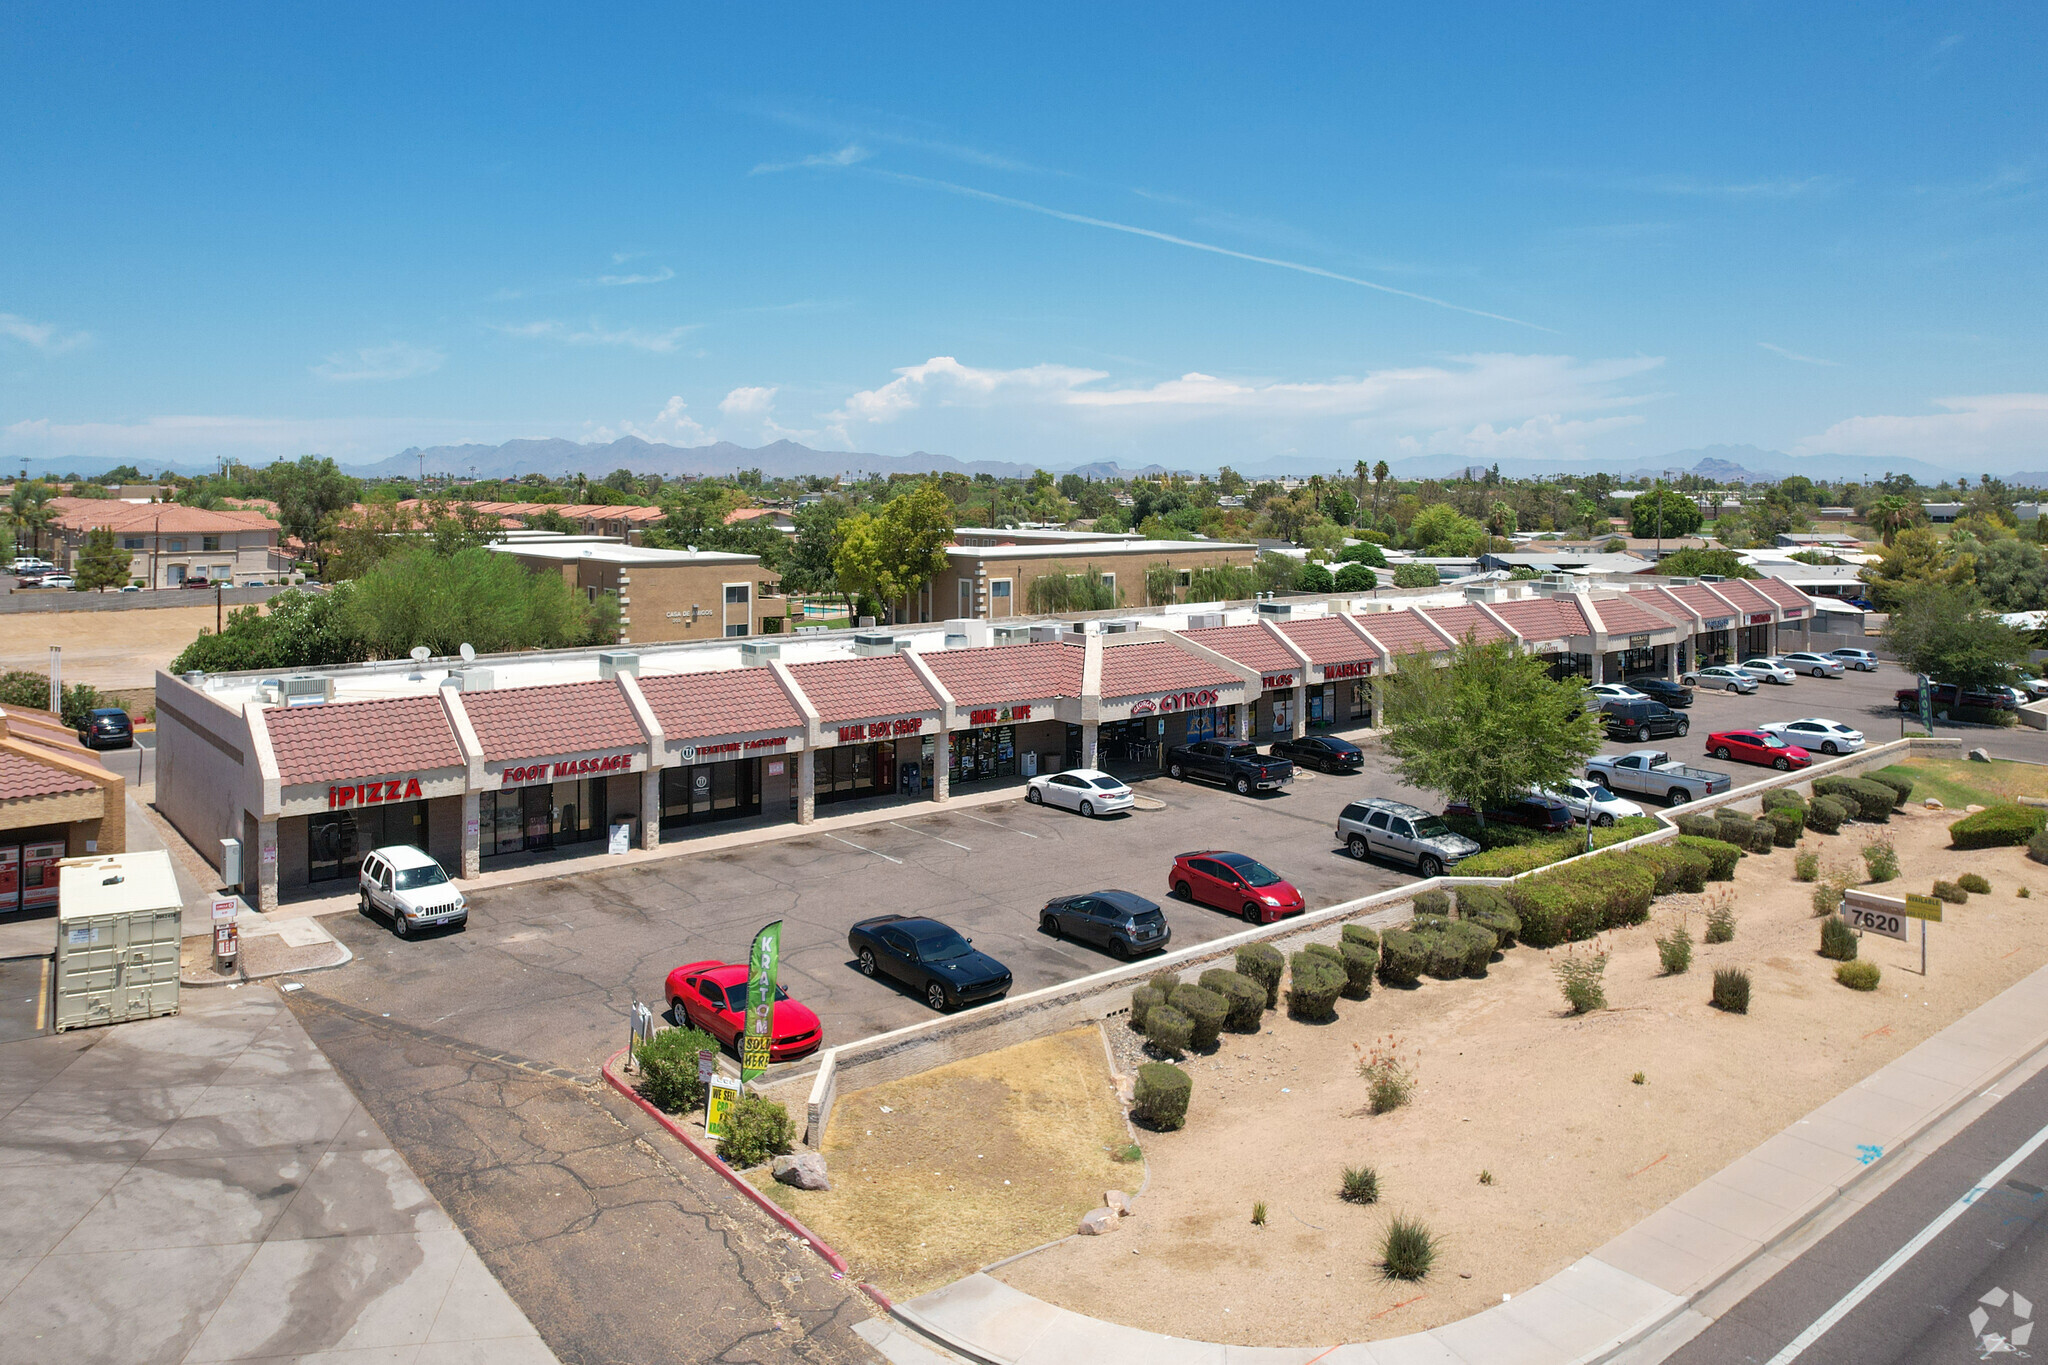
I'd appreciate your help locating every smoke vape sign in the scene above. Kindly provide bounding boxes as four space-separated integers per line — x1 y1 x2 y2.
1970 1286 2033 1357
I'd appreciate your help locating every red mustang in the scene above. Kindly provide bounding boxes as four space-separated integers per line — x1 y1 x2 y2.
664 960 823 1062
1706 730 1813 772
1168 850 1306 924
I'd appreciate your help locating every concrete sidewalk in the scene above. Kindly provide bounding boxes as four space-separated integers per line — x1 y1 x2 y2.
887 961 2048 1365
0 986 559 1365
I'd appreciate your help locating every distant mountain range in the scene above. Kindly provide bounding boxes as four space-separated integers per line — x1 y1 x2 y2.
6 437 1993 488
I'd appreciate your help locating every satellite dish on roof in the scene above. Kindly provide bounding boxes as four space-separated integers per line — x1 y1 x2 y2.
410 646 431 663
460 643 476 663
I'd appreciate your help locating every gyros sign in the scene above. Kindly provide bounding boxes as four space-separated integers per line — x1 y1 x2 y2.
1128 688 1220 717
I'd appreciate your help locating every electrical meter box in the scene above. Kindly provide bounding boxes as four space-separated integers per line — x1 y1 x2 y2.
55 851 183 1032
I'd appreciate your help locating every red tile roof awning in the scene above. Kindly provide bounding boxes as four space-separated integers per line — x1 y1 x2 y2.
1350 609 1447 654
1711 578 1779 615
1276 617 1379 668
0 751 94 802
1421 605 1513 645
637 669 802 742
266 696 464 786
918 642 1084 708
1588 594 1680 635
787 654 941 724
1098 640 1240 698
1181 624 1299 673
1751 577 1813 611
1487 597 1593 641
460 680 645 763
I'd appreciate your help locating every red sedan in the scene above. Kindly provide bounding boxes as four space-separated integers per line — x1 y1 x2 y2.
664 960 823 1062
1168 851 1306 924
1706 730 1813 772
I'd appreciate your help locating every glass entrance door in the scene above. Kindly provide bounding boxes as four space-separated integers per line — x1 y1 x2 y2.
522 784 553 851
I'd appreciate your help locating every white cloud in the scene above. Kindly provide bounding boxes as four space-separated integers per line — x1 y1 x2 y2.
591 265 675 287
1794 394 2048 462
311 342 445 382
587 396 713 448
1758 341 1840 367
495 320 697 352
750 143 872 176
833 357 1111 423
720 386 778 417
1630 174 1839 199
1397 414 1645 460
0 311 90 353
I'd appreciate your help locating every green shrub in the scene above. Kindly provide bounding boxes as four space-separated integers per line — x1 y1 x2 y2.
1236 943 1284 1007
1341 1165 1380 1204
1639 843 1711 895
1705 898 1737 943
1861 836 1899 883
1377 929 1426 986
634 1025 722 1114
1337 940 1378 999
1932 879 1969 904
1764 806 1805 848
1656 921 1693 975
1382 1215 1438 1281
1132 1062 1192 1131
1949 805 2048 850
1340 923 1381 952
1554 949 1608 1014
1130 985 1163 1032
1145 1005 1193 1057
1412 889 1451 917
1837 959 1881 991
1715 811 1757 846
1506 853 1657 948
1811 881 1845 916
1420 925 1468 980
1457 840 1577 877
1761 788 1808 813
1147 970 1182 998
1868 770 1914 805
1200 969 1267 1032
2030 829 2048 866
1814 776 1895 822
1287 952 1346 1021
1251 1200 1267 1225
1447 920 1497 976
1464 904 1522 951
1711 967 1751 1014
1674 811 1723 840
1169 983 1228 1051
1819 914 1859 961
1795 849 1820 882
1748 823 1779 855
1959 873 1992 895
1305 941 1345 967
1677 835 1743 881
1805 794 1853 834
1359 1041 1415 1113
717 1095 795 1168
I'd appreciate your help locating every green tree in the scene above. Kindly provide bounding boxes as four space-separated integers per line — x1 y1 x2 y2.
1405 503 1483 556
1866 493 1922 547
782 498 854 614
72 527 133 591
1629 489 1703 539
831 480 954 622
7 479 56 557
1186 563 1259 600
1860 527 1973 610
1143 561 1179 607
1655 547 1757 579
1971 537 2048 614
1378 637 1604 827
270 455 360 578
1294 561 1335 593
1392 563 1441 588
1025 563 1120 613
1333 562 1377 592
1884 582 2029 688
170 587 367 673
1337 539 1388 567
343 546 614 657
1372 461 1391 518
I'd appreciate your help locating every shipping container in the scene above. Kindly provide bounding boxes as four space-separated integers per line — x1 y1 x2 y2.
54 851 182 1031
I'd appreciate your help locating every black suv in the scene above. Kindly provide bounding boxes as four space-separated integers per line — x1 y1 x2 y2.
77 707 134 750
1629 677 1694 708
1601 698 1690 742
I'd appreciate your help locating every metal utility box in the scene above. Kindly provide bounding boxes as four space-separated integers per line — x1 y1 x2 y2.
54 851 183 1032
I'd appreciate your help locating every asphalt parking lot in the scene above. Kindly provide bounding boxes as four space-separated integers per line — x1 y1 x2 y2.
314 751 1430 1080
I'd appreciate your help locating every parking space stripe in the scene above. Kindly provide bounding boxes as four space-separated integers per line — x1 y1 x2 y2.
889 821 971 850
823 833 904 864
954 811 1040 838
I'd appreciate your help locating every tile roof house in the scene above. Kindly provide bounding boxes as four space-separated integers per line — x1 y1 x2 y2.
1181 624 1301 674
0 705 126 865
49 501 282 589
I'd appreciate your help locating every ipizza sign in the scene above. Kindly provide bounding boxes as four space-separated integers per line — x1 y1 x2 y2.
328 778 424 809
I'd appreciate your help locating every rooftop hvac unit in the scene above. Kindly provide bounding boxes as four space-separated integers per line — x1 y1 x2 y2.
447 667 495 691
1186 612 1225 630
1255 600 1297 620
598 650 641 679
738 641 782 666
1028 623 1066 643
943 618 993 648
1699 573 1726 582
1664 577 1697 586
1098 618 1142 634
991 624 1032 646
853 632 899 657
279 675 333 706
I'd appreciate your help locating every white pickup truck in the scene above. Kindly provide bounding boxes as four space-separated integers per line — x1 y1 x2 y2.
1584 749 1733 805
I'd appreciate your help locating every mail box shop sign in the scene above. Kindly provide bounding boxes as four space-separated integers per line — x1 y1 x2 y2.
837 717 926 743
501 753 635 787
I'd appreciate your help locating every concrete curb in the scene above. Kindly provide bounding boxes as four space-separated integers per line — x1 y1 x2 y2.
179 941 353 987
598 1047 893 1311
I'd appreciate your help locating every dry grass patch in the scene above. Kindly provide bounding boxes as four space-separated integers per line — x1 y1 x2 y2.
749 1027 1130 1296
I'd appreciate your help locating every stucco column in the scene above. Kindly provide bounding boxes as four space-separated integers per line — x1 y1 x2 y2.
640 767 662 849
255 816 279 913
1291 683 1308 738
1667 643 1680 681
1236 701 1252 741
1590 652 1606 684
460 790 481 879
1080 722 1099 769
797 748 817 824
931 747 949 802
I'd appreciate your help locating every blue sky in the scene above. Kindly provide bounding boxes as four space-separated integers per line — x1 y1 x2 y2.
2 3 2043 476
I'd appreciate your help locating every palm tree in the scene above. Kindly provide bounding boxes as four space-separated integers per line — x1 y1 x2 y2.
8 480 54 558
1372 460 1391 519
1868 494 1919 547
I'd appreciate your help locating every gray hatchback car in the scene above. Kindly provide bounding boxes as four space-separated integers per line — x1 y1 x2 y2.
1336 798 1481 877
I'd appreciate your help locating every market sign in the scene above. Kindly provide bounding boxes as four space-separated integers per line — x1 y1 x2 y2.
1323 660 1372 680
1259 672 1297 690
1129 688 1221 717
837 717 927 743
1628 634 1651 650
327 777 424 809
967 703 1033 726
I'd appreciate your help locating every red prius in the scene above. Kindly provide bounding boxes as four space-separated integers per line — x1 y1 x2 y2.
1168 851 1306 924
664 960 823 1061
1705 730 1813 772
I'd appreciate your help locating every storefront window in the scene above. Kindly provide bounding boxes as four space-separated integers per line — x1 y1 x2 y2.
661 761 761 828
309 802 425 883
479 778 608 857
1350 680 1372 725
1271 698 1291 734
818 743 895 804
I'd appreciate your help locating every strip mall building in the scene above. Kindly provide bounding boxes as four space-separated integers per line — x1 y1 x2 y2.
155 573 1820 911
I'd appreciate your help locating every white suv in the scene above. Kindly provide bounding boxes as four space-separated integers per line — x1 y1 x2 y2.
358 845 466 938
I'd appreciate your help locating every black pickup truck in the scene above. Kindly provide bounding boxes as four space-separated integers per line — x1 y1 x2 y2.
1165 740 1294 796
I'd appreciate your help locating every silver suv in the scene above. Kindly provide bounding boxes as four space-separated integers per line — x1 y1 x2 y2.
358 845 466 938
1336 798 1481 877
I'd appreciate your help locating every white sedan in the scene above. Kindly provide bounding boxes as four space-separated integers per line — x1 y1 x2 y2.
1777 651 1846 678
1542 780 1645 828
1683 665 1761 694
1736 657 1797 685
1588 683 1648 702
1025 768 1136 817
1759 717 1866 756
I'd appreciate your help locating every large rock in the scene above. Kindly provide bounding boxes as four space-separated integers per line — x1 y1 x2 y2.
1077 1207 1120 1236
1104 1189 1135 1217
1969 748 1993 763
772 1153 831 1191
1924 797 1945 810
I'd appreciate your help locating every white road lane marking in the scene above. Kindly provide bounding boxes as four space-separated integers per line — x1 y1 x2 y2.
953 811 1040 838
1766 1116 2048 1363
889 821 971 850
824 833 903 864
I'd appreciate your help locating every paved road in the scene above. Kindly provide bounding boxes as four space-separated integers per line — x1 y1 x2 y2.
285 988 879 1365
313 764 1424 1079
1668 1061 2048 1364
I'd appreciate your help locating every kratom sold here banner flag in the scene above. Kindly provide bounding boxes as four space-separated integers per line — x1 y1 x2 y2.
741 920 782 1082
